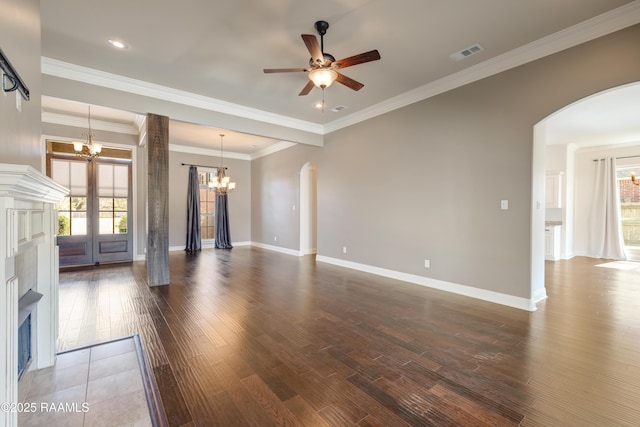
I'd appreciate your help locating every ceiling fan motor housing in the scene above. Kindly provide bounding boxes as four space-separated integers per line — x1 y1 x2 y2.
311 21 334 66
314 20 329 36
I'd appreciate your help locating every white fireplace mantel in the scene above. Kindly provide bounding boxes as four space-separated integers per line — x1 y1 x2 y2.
0 163 67 427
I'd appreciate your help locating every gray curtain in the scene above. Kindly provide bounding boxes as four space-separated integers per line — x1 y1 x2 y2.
215 193 233 249
185 166 201 251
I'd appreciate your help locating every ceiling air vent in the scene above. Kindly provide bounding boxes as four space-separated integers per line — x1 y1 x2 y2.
450 44 484 61
331 105 348 113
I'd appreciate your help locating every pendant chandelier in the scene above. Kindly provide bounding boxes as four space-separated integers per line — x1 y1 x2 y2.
73 106 102 161
208 134 236 193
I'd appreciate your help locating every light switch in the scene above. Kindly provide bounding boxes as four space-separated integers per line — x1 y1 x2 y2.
501 200 509 210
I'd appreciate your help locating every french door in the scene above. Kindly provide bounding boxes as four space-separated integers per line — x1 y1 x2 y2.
47 155 132 267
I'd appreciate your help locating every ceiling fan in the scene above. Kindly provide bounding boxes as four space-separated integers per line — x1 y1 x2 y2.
263 20 381 96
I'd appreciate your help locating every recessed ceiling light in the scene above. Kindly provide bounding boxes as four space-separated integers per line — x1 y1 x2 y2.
108 39 127 49
313 102 324 109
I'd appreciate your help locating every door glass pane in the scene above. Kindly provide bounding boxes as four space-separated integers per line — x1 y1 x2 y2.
71 197 87 211
99 198 113 210
618 167 640 248
51 160 70 188
198 172 216 240
51 159 87 196
56 196 87 236
71 211 87 235
99 211 114 234
58 211 71 236
69 162 88 195
98 197 128 235
57 197 70 211
114 198 127 211
115 212 127 234
98 164 128 197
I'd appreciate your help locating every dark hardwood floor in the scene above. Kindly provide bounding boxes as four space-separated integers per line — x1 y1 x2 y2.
58 248 640 426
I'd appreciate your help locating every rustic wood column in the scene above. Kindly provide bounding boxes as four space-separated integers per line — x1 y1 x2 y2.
146 113 170 286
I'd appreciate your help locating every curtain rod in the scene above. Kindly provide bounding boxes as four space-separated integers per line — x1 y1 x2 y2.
593 155 640 162
181 163 226 169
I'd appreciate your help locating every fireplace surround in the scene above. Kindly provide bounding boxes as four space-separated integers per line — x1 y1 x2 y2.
0 163 67 427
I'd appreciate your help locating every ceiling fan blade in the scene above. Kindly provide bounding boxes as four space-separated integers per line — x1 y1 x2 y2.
298 80 315 96
333 50 381 69
301 34 323 64
336 73 364 91
263 68 307 73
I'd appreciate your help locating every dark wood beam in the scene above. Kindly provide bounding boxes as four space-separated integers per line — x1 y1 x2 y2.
146 113 170 286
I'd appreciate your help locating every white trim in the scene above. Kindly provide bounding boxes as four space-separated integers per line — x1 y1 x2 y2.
250 141 297 160
40 3 640 138
532 287 548 304
316 255 538 312
42 111 139 135
41 57 324 135
169 143 251 161
250 242 303 257
324 1 640 134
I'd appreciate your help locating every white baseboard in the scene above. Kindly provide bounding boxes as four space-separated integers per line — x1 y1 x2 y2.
250 242 302 257
532 287 548 304
316 255 538 312
139 243 538 311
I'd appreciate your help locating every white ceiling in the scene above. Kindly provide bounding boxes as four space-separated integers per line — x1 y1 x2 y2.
545 83 640 147
39 0 640 153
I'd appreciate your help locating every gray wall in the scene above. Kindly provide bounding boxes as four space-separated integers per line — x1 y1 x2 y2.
0 0 41 170
251 24 640 299
251 144 321 251
41 123 253 255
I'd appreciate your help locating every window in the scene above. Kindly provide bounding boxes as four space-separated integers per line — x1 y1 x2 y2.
617 166 640 250
97 164 129 235
50 159 88 236
199 171 216 239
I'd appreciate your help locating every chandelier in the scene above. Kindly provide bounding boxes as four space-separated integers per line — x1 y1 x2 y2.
73 106 102 161
208 134 236 193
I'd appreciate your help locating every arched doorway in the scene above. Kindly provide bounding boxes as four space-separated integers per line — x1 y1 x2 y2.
531 82 640 304
300 162 317 255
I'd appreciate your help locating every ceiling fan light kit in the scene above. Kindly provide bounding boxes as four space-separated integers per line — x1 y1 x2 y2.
308 68 337 88
263 20 380 97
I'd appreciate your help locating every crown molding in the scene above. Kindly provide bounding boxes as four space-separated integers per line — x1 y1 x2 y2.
324 1 640 133
0 163 68 203
169 143 251 161
42 111 139 135
250 141 297 160
41 2 640 138
41 57 324 136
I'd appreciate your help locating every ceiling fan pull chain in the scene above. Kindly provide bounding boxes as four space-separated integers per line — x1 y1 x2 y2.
322 89 325 113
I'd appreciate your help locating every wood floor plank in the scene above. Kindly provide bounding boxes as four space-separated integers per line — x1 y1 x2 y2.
56 250 640 426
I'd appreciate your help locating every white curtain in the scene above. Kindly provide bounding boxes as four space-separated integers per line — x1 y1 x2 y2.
588 157 626 260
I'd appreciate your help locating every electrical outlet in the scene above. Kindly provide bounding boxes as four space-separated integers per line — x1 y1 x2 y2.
424 259 430 268
274 236 278 242
343 246 347 254
501 200 509 210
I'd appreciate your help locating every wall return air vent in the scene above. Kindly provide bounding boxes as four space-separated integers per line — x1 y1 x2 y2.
450 44 484 61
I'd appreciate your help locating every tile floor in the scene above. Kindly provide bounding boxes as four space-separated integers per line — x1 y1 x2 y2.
18 337 153 427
